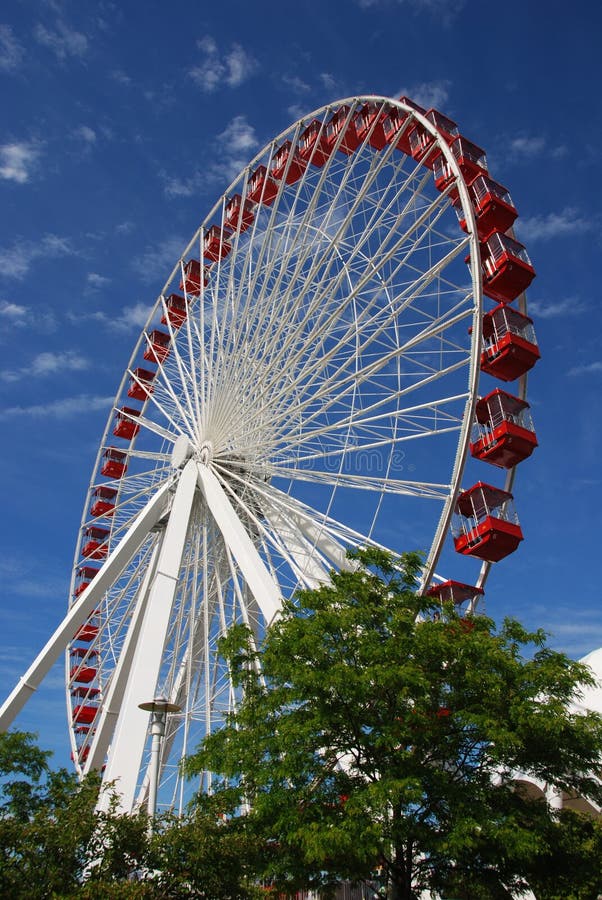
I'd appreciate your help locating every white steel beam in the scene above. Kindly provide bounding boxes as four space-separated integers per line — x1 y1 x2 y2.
196 463 282 625
0 479 174 732
98 458 198 814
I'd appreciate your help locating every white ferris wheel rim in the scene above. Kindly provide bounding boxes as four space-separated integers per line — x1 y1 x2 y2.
62 95 485 812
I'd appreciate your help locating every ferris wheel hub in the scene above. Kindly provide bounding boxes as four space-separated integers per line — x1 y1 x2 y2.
199 440 213 466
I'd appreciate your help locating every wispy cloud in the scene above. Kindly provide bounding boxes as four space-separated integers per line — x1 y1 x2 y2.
0 393 112 420
189 36 258 93
131 235 186 285
567 361 602 377
0 24 25 72
86 272 110 290
509 135 546 158
68 301 152 332
1 351 89 383
0 141 41 184
527 297 589 319
0 299 57 334
34 19 88 60
516 207 594 242
0 299 28 323
356 0 464 24
397 79 451 109
161 115 259 198
74 125 96 143
0 233 75 279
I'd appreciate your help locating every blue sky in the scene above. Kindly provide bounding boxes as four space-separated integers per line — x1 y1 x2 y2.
1 0 601 767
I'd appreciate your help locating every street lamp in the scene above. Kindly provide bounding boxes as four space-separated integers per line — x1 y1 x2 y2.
138 697 181 827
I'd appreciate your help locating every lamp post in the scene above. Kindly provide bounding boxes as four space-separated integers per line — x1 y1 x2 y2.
138 697 181 828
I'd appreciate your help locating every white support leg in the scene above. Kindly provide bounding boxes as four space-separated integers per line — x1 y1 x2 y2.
98 458 198 814
0 479 174 733
196 463 282 625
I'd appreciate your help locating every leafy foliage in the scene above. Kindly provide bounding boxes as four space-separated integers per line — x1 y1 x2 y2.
187 547 602 899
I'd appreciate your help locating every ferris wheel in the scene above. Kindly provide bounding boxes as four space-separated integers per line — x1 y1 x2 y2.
0 95 539 814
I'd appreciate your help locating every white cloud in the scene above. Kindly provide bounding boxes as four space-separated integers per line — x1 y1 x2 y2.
67 301 152 332
86 272 110 289
0 299 27 322
282 74 311 95
0 24 24 71
74 125 96 143
34 20 88 60
189 36 258 93
516 207 593 242
356 0 464 22
567 361 602 377
0 141 41 184
527 297 588 319
1 350 89 383
131 235 186 284
508 135 546 159
397 79 451 110
0 394 112 420
0 233 75 279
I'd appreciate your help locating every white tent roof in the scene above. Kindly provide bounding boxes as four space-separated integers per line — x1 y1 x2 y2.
575 647 602 715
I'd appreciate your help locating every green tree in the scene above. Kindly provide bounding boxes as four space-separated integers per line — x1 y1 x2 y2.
187 548 602 900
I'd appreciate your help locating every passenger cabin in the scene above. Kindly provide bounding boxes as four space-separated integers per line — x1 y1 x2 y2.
433 137 488 200
247 165 278 205
72 705 98 725
203 225 231 262
355 102 388 150
70 665 96 685
161 293 187 328
480 304 540 382
90 486 117 518
101 447 127 479
74 622 99 642
457 174 518 242
81 526 109 560
74 566 99 597
225 194 255 232
324 105 361 155
127 367 155 402
383 96 426 154
113 406 140 440
299 119 330 167
409 108 459 168
470 388 538 469
271 141 307 185
180 259 207 295
143 329 170 364
479 232 536 303
71 686 100 699
425 579 484 614
453 482 523 562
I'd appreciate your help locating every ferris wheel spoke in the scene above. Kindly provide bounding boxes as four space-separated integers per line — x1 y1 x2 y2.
267 465 450 500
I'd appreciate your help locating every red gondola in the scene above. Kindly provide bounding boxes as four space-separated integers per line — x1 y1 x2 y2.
470 388 538 469
143 330 170 364
247 165 278 205
425 579 484 609
101 447 127 479
127 367 155 402
453 482 523 562
90 485 117 518
179 259 208 295
433 137 488 199
480 304 540 382
72 705 98 725
383 96 426 154
479 232 536 304
324 104 361 155
203 225 231 262
409 108 459 168
271 141 307 185
113 406 140 440
81 526 109 560
355 102 388 150
71 686 100 699
74 566 99 597
70 666 97 685
161 293 187 328
225 194 255 233
74 622 99 642
457 174 518 242
299 119 330 167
